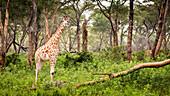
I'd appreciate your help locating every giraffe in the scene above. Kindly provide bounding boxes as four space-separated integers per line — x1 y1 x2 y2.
35 16 69 85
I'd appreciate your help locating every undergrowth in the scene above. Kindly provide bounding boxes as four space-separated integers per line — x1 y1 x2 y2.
0 49 169 96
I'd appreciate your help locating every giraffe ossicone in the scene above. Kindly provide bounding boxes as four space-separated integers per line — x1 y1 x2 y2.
35 16 69 85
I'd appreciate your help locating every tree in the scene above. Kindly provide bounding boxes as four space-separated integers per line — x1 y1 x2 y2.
155 0 169 56
60 0 94 52
43 0 60 43
0 0 10 67
96 0 115 46
96 0 127 46
72 0 94 52
127 0 134 62
152 0 167 59
27 0 37 67
82 20 88 51
91 13 110 51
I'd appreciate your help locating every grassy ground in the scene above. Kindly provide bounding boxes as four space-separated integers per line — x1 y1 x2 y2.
0 51 169 96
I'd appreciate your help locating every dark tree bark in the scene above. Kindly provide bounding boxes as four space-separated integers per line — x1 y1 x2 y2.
152 0 167 59
68 27 72 51
127 0 134 62
155 0 169 56
113 13 118 46
76 18 81 52
110 30 113 46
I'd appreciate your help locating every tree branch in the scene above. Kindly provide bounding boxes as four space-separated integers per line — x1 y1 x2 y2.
97 0 109 19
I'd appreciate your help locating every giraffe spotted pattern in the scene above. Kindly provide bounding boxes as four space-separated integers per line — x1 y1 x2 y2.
35 16 69 85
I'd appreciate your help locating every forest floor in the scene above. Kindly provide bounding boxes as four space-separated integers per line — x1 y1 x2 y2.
0 50 170 96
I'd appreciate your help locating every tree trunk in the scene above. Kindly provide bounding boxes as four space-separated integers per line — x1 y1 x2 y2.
82 20 88 51
0 0 10 67
120 27 125 45
98 33 103 51
76 18 80 52
110 30 113 46
108 16 115 47
27 0 37 67
152 0 167 59
34 23 38 53
127 0 134 62
49 0 60 36
27 29 33 66
155 0 169 57
69 27 72 52
114 13 118 46
163 38 167 52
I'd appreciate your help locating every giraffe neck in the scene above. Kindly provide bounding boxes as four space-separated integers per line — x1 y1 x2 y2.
47 22 65 44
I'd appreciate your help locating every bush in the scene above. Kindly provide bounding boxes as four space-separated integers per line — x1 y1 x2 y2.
99 45 127 62
63 51 93 68
6 53 21 66
132 50 145 61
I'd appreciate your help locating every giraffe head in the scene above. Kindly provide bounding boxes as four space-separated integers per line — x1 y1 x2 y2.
62 16 70 26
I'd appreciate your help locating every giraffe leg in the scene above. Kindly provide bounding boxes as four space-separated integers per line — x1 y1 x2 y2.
50 59 57 83
35 61 45 85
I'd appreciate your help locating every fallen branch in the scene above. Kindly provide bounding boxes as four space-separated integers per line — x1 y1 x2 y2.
76 59 170 88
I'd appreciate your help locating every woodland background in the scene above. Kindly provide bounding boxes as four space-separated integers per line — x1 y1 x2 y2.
0 0 170 95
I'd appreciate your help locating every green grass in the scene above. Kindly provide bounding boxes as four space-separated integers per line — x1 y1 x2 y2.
0 52 169 96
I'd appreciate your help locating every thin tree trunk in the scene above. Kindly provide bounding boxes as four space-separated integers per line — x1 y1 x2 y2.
34 23 38 53
110 30 113 46
69 27 72 51
98 33 104 51
127 0 134 62
49 0 60 36
163 38 167 52
114 13 118 46
152 0 167 59
155 0 169 57
76 18 80 52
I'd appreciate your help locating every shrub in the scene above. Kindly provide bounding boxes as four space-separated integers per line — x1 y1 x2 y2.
63 51 93 68
6 53 21 66
132 50 145 61
99 45 127 62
